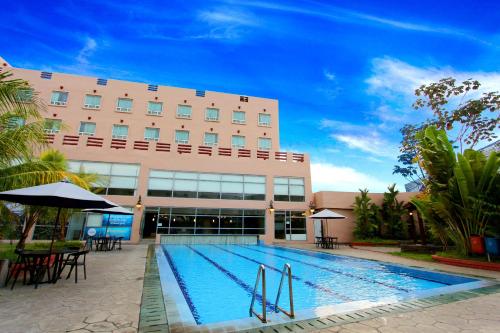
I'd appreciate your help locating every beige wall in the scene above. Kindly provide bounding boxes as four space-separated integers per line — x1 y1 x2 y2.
313 191 419 242
3 60 312 244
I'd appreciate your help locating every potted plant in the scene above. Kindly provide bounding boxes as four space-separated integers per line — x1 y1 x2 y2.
470 235 485 255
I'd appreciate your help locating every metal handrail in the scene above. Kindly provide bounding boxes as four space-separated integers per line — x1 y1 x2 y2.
249 264 267 323
274 263 295 318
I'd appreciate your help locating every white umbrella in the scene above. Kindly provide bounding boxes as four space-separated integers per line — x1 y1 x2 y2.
82 206 133 237
0 181 118 252
309 209 346 237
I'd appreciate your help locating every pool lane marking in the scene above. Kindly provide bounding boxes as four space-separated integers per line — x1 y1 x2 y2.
161 246 202 324
213 245 353 302
240 246 411 293
185 245 273 311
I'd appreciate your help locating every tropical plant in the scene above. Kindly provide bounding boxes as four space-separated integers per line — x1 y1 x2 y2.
380 184 408 239
411 126 500 255
353 189 379 239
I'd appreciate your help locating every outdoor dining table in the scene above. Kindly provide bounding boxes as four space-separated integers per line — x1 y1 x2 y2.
315 236 339 249
22 248 79 285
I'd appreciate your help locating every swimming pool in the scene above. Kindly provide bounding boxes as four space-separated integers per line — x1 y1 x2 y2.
156 244 484 327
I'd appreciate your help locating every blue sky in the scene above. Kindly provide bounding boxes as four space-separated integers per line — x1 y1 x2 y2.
2 0 499 192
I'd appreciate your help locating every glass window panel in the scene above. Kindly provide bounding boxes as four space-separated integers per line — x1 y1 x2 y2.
150 170 174 178
244 175 265 183
171 208 196 215
148 178 173 190
243 229 265 235
117 98 132 109
221 174 243 182
148 189 171 197
86 214 103 227
177 105 192 117
244 216 265 229
148 101 163 113
195 229 219 235
258 137 271 150
220 209 244 216
170 215 195 228
67 161 82 173
205 108 219 120
144 127 160 141
258 113 271 125
79 122 96 135
169 228 195 234
198 180 220 192
204 133 218 146
232 111 246 123
289 185 305 195
175 130 189 143
244 209 265 216
50 91 68 104
199 173 220 181
17 89 33 102
173 179 197 191
109 176 136 189
274 184 289 195
221 182 243 193
174 172 197 180
244 183 265 194
231 135 245 148
112 125 128 138
44 119 61 133
274 177 288 185
220 216 242 228
81 162 111 175
196 216 219 229
84 95 101 108
289 178 305 185
111 164 139 176
196 208 220 215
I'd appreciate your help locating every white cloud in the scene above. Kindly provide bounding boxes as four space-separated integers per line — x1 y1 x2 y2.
311 162 390 192
323 69 336 81
194 8 259 40
76 37 97 65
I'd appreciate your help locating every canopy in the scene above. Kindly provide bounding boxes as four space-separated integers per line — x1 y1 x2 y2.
309 209 346 220
83 206 133 215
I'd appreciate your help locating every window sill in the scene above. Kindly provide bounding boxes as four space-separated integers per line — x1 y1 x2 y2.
82 106 101 111
205 119 220 122
146 113 163 117
258 124 271 128
176 115 192 120
49 104 67 108
232 122 246 125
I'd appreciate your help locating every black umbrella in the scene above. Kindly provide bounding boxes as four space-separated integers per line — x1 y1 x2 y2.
82 206 133 237
0 181 118 252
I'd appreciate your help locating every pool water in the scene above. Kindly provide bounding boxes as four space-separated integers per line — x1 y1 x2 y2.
159 244 477 325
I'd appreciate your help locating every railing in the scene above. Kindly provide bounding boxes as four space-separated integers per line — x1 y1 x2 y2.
274 263 295 318
249 264 267 323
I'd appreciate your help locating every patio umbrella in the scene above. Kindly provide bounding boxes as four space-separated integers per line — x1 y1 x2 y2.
0 181 118 252
309 209 346 237
82 206 133 237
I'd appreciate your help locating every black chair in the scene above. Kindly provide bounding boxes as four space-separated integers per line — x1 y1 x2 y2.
8 250 50 289
61 250 89 283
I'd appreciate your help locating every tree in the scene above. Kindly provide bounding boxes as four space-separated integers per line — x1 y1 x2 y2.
394 77 499 182
411 126 500 255
353 189 379 239
380 184 408 239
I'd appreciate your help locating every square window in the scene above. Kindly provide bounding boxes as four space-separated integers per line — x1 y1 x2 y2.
231 135 245 148
205 108 219 121
144 127 160 141
204 133 218 146
175 130 189 143
148 101 163 115
44 119 61 133
232 111 246 124
79 122 96 136
258 137 271 150
17 89 33 102
112 124 128 139
116 98 132 112
258 113 271 126
50 91 68 106
177 105 192 118
7 117 25 128
84 95 101 109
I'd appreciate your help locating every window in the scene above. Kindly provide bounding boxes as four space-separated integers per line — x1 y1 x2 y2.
147 170 266 201
144 127 160 141
259 113 271 126
258 137 271 150
17 89 33 102
68 161 139 196
274 211 307 240
177 105 192 118
175 130 189 144
44 119 61 133
205 108 219 121
232 111 246 124
231 135 245 148
116 98 132 112
50 91 68 106
240 96 249 102
152 207 265 235
274 177 305 202
79 122 96 136
84 95 101 109
112 124 128 139
204 133 218 146
147 101 163 115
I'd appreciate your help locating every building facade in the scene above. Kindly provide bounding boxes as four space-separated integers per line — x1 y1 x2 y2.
2 57 313 244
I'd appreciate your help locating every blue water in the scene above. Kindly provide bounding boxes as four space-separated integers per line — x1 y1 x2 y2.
159 245 477 325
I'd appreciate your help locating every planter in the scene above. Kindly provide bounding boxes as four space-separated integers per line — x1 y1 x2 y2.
0 259 9 287
432 255 500 271
485 237 500 256
470 235 485 255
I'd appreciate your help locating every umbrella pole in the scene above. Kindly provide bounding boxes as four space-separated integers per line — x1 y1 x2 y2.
104 214 111 237
49 207 62 254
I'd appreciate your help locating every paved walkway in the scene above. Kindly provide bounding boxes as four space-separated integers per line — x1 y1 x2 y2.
0 244 147 333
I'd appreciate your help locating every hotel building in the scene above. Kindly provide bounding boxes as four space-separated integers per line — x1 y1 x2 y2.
1 56 314 244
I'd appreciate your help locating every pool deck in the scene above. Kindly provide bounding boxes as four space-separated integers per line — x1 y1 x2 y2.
0 243 499 333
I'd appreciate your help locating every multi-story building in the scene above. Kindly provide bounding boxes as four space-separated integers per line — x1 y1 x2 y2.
1 56 313 244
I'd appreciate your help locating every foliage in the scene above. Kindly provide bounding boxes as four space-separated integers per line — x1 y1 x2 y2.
380 184 408 239
411 126 500 255
394 77 499 182
0 241 83 261
353 189 379 239
388 251 434 262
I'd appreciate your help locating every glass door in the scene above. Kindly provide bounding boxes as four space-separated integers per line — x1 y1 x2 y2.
274 211 307 240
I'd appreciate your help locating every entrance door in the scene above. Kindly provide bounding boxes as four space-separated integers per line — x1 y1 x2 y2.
142 212 158 239
274 211 307 241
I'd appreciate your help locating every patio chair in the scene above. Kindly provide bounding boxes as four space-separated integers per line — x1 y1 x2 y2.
61 250 89 283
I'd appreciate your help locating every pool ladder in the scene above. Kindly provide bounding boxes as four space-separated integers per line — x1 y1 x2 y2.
249 263 295 323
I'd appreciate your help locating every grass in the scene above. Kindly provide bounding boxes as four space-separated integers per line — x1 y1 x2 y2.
353 237 400 244
0 241 83 261
389 251 434 261
389 250 500 263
